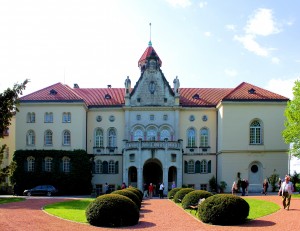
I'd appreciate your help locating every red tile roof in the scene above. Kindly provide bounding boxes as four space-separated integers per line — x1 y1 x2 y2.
222 82 288 101
138 44 162 68
20 82 288 108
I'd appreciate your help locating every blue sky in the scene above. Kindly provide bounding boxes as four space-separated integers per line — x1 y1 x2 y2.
0 0 299 171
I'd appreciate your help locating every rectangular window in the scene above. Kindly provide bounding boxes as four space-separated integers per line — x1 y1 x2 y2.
62 112 71 123
200 184 207 191
188 184 195 189
171 154 176 162
45 112 53 123
95 184 102 195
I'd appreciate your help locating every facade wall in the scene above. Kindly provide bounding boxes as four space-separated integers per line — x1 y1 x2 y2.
16 103 87 150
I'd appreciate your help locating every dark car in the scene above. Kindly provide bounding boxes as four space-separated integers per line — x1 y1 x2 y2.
23 185 58 196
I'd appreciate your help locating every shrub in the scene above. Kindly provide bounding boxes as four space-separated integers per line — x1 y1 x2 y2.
173 188 194 203
181 190 213 209
126 187 143 201
168 188 181 200
198 194 249 225
111 189 141 209
86 194 139 227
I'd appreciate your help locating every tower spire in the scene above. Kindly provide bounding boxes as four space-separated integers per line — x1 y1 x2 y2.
148 23 152 46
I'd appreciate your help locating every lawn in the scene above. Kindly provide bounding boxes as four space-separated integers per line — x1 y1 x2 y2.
0 197 25 204
44 197 281 223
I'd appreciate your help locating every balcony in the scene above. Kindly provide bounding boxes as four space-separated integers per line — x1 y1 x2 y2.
124 140 182 151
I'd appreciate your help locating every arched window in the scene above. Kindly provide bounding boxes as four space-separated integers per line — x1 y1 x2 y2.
187 128 196 147
44 130 53 146
133 129 144 141
195 160 200 173
250 120 262 144
108 160 115 174
103 161 108 174
200 160 207 173
62 112 71 123
62 157 70 173
26 130 35 146
200 128 208 147
27 112 35 123
188 160 194 174
45 157 52 172
95 160 102 174
147 129 157 141
27 156 35 172
108 128 116 147
160 129 171 141
95 128 104 147
63 130 71 146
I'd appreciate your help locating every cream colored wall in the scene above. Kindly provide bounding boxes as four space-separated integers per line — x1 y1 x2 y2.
0 116 15 168
92 155 123 188
16 103 87 150
87 108 125 154
179 108 217 152
217 152 288 192
183 154 216 189
217 102 288 151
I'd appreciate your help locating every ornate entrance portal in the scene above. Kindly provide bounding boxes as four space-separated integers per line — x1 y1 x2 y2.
143 159 163 189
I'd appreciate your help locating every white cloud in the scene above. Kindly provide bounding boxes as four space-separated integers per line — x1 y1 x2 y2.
224 68 237 77
225 24 236 31
204 31 211 37
245 8 280 36
265 78 298 99
234 34 269 57
271 57 280 64
198 1 208 8
165 0 192 8
234 8 281 59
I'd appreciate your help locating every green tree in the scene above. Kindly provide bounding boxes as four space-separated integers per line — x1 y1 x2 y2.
0 79 28 184
283 80 300 158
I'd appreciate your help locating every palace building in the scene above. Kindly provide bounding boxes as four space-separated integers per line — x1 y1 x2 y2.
7 41 289 193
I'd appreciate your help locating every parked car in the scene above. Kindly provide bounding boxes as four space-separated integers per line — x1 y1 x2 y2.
23 185 58 196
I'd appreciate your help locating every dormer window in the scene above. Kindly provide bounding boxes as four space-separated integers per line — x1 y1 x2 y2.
105 94 111 99
192 94 200 99
50 89 57 95
248 88 256 94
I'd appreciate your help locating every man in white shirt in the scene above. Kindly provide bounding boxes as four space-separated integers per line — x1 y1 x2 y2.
278 175 294 210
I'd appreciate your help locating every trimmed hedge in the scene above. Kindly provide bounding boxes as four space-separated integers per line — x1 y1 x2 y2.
126 187 143 202
111 189 141 209
86 194 139 227
181 190 213 209
173 188 195 203
198 194 249 225
168 188 181 200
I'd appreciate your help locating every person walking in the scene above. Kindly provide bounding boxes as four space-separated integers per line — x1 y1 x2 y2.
241 179 247 196
278 175 294 210
148 183 154 199
143 183 148 198
262 179 269 195
104 183 109 194
159 183 164 199
231 181 238 195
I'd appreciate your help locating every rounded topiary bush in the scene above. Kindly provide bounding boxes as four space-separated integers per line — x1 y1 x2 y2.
86 194 139 227
181 190 213 209
173 188 195 203
198 194 249 225
111 189 141 209
126 187 143 202
168 188 181 200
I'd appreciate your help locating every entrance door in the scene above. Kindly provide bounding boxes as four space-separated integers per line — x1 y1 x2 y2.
143 159 162 195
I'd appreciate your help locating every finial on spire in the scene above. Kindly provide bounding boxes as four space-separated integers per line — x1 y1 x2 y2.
148 23 152 46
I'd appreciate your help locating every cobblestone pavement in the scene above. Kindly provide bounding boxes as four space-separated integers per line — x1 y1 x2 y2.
0 194 299 231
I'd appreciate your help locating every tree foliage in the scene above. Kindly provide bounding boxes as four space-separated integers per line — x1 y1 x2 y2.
283 80 300 158
0 80 28 184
